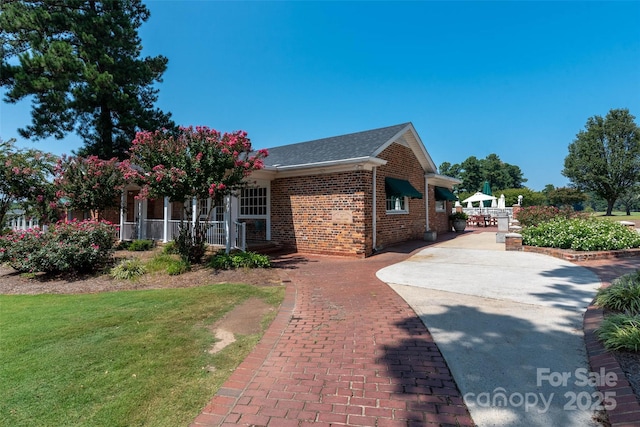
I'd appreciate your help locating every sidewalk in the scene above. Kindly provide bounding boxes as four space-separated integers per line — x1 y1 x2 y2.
192 230 640 427
378 232 603 426
192 238 474 426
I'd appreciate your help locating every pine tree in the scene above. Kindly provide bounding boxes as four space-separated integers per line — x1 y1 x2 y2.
1 0 174 159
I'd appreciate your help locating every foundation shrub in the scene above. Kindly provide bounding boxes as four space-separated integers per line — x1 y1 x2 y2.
208 250 271 270
0 220 116 273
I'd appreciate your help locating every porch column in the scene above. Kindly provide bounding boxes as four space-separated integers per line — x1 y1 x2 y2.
137 200 143 240
163 196 169 243
225 195 231 254
119 191 125 241
191 197 197 232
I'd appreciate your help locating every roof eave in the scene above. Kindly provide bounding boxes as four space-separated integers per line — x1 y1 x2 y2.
425 173 462 187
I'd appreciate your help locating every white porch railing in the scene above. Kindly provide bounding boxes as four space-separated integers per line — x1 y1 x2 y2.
460 207 514 218
234 221 246 251
122 219 246 251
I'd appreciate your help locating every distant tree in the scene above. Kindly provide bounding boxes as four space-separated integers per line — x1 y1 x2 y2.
0 138 57 226
616 185 640 215
499 188 547 207
438 161 461 179
442 154 528 192
459 156 483 193
547 187 588 209
563 108 640 216
0 0 174 159
54 155 126 219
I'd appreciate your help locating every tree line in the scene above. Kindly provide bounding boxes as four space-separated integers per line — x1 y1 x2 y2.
1 2 638 220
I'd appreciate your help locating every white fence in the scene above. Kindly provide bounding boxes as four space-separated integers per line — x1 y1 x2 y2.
460 207 514 218
122 219 246 250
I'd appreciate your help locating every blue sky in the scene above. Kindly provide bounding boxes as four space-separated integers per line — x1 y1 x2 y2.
2 1 639 191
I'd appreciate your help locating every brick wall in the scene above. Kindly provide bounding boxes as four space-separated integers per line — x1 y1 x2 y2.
375 143 427 249
426 185 454 234
271 170 372 257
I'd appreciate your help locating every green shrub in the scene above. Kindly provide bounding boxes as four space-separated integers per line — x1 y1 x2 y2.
166 259 190 275
174 222 206 264
449 212 468 220
521 217 640 251
515 205 585 227
595 271 640 315
0 220 116 273
110 258 147 280
162 241 179 255
145 253 190 275
597 313 640 352
127 239 154 251
208 250 271 270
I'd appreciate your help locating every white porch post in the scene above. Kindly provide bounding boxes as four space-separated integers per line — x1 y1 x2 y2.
137 200 143 239
225 195 232 254
191 197 197 232
163 196 169 243
119 191 125 241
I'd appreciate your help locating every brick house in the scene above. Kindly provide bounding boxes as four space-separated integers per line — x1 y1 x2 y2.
241 122 459 257
116 122 459 257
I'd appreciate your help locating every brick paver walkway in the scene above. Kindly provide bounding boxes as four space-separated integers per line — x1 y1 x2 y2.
192 239 475 427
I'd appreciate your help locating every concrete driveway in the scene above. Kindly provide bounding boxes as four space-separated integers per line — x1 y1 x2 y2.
376 232 604 427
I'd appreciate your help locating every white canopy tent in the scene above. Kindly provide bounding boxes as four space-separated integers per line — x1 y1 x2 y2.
461 192 497 205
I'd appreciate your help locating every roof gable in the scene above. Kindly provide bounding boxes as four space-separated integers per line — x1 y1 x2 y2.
261 122 438 175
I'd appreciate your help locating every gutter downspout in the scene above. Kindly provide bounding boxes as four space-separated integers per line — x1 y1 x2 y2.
424 175 430 232
372 167 377 252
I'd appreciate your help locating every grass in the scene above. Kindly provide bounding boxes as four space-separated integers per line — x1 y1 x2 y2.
0 283 284 427
592 211 640 221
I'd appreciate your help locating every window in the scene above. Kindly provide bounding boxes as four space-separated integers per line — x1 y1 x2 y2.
435 200 446 212
386 195 407 213
240 187 267 217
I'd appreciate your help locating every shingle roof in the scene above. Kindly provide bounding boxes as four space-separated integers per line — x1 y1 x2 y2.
263 123 411 168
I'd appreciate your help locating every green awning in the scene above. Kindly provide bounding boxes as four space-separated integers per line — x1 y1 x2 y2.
434 186 458 201
385 177 423 199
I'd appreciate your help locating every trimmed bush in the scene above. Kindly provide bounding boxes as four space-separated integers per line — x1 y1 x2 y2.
595 271 640 315
127 239 154 251
110 258 147 280
515 205 585 227
0 220 116 273
162 241 179 255
521 217 640 251
208 250 271 270
597 314 640 352
166 259 190 276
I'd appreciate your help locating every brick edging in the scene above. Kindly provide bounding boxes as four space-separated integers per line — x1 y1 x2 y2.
583 304 640 426
190 279 297 426
523 245 640 261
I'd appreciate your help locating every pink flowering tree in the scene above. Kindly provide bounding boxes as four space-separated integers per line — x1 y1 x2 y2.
0 138 58 228
121 126 267 262
54 155 127 220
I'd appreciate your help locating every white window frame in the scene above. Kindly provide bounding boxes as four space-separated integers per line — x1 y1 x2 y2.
239 186 268 218
386 195 408 214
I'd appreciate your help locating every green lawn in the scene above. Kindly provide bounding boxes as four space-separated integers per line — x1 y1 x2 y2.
592 211 640 221
0 284 284 427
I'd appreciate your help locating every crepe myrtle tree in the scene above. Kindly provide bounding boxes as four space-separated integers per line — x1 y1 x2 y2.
0 138 58 228
120 126 268 262
54 155 127 220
